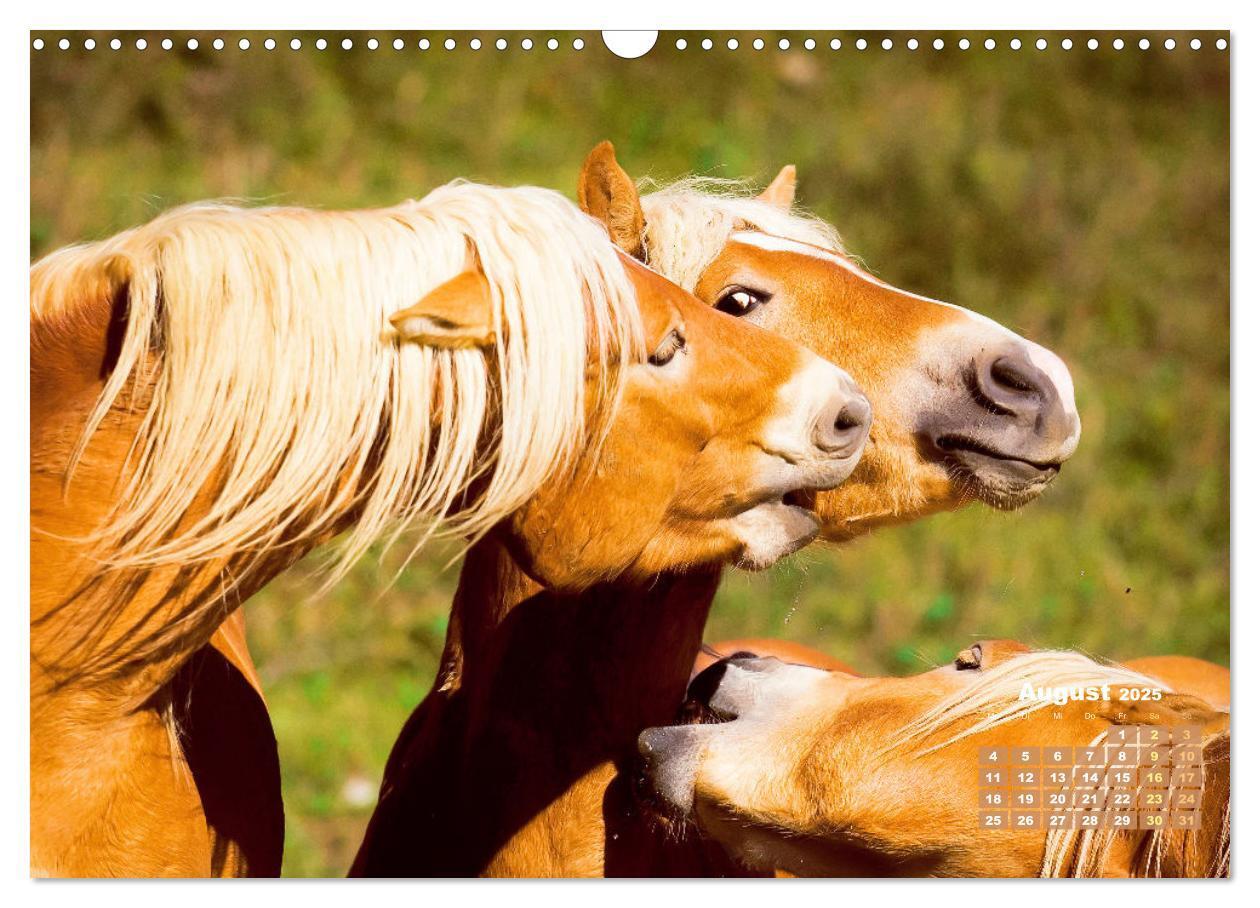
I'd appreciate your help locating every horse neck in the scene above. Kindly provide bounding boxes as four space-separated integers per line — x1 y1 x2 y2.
442 534 722 751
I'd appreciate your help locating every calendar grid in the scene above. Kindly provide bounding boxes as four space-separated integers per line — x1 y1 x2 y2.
978 725 1205 831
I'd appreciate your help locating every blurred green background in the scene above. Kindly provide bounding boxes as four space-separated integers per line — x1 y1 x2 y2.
31 31 1229 876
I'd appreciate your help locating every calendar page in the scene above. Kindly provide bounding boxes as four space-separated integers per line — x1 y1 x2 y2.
27 19 1229 883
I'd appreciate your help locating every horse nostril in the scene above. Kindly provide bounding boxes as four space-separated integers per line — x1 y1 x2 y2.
974 348 1055 423
815 393 872 457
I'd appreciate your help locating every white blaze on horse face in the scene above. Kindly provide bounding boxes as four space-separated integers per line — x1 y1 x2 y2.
728 231 1081 444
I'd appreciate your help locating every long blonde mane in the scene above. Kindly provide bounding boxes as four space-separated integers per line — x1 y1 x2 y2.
638 177 847 291
32 183 643 586
883 651 1171 758
878 650 1228 878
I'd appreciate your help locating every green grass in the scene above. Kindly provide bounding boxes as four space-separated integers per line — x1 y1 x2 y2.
32 31 1229 876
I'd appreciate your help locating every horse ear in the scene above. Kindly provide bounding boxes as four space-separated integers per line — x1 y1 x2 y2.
757 165 797 210
577 141 647 260
390 270 497 350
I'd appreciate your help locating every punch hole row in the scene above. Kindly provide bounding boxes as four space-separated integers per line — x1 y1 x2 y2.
30 35 585 52
671 36 1226 52
31 34 1229 53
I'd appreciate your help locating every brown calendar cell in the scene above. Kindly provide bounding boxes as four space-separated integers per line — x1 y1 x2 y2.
1171 766 1203 788
1106 726 1140 746
1010 746 1039 765
1074 767 1105 787
978 767 1007 786
1044 790 1072 810
1011 811 1041 830
1012 790 1040 809
1042 767 1071 787
1136 725 1170 747
1074 746 1106 766
1074 811 1104 830
1171 725 1203 746
1073 790 1104 809
1011 767 1039 788
1140 810 1170 830
1141 789 1170 810
1142 766 1170 788
1106 811 1138 829
1044 811 1073 830
979 789 1008 808
1042 747 1073 765
979 746 1008 765
1170 810 1202 831
979 810 1009 830
1107 745 1139 766
1171 745 1203 765
1170 789 1202 810
1107 789 1136 811
1105 767 1138 787
1141 745 1171 766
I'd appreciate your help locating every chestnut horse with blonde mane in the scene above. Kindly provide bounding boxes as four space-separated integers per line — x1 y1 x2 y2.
350 143 1082 877
31 182 865 876
643 641 1229 877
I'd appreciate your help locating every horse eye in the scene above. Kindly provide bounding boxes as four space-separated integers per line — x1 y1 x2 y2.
715 286 769 317
649 329 686 367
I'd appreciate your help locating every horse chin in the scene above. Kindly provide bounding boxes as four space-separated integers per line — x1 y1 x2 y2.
727 499 820 571
944 447 1060 510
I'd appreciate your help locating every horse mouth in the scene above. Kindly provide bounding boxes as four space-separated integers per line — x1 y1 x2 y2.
930 434 1061 508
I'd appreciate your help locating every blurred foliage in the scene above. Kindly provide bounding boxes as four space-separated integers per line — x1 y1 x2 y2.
31 31 1228 876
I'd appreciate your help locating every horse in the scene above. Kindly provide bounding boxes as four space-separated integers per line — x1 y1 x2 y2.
694 640 1231 709
349 142 1082 877
30 182 868 876
639 641 1229 877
